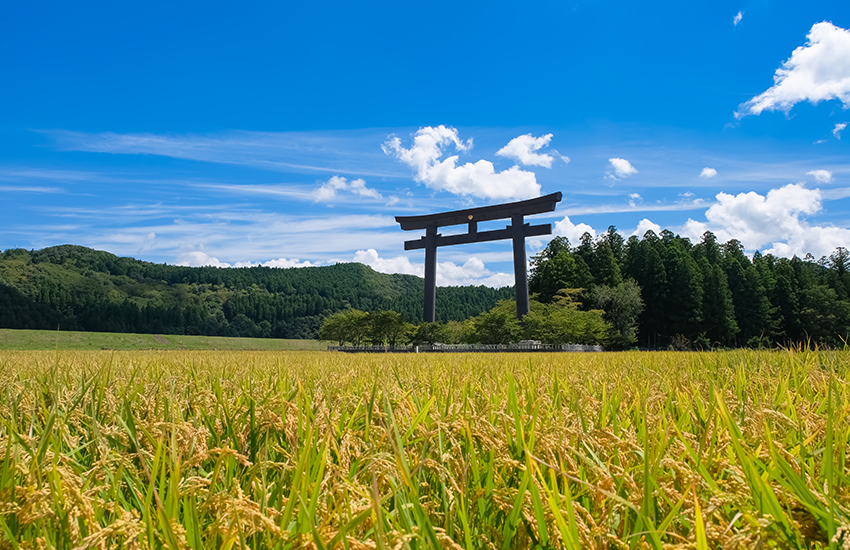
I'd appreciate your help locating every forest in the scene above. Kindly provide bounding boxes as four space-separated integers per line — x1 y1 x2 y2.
527 228 850 349
0 245 512 339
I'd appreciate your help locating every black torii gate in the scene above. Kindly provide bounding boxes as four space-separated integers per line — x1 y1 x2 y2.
395 191 562 322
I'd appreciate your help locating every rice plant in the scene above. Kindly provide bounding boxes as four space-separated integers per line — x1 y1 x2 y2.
0 348 846 549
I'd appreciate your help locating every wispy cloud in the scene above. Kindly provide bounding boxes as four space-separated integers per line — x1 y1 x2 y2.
835 122 847 139
6 209 402 266
41 129 407 178
733 11 743 26
0 167 107 182
192 183 316 200
0 185 65 193
558 198 707 216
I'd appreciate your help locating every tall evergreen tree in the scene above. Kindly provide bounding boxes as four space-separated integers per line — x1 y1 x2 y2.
772 258 802 343
591 239 623 288
661 240 703 342
698 258 738 346
628 232 668 348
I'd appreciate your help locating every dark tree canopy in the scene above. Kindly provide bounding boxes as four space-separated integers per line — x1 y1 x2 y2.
530 229 850 348
0 245 513 339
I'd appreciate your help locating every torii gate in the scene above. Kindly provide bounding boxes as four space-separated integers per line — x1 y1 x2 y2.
395 192 562 322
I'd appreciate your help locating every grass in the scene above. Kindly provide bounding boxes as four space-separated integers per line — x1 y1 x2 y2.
0 348 846 548
0 328 325 351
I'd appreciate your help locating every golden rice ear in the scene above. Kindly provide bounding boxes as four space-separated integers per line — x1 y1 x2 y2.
0 348 846 549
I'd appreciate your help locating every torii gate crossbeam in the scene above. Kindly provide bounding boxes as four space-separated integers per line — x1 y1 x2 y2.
395 192 562 322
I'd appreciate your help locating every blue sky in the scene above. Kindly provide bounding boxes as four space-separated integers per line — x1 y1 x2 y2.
2 1 849 286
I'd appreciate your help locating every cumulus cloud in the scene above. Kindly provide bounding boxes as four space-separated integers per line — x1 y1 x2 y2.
736 22 850 118
700 167 718 179
312 175 381 202
553 215 596 243
496 133 555 167
353 249 513 287
348 178 382 199
807 169 833 183
382 126 542 200
234 258 320 268
177 250 319 268
681 183 850 258
835 122 847 139
733 11 743 26
633 219 662 237
607 158 638 180
176 250 233 268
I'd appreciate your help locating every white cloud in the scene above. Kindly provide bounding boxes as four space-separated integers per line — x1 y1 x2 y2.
700 167 718 179
607 158 638 180
312 175 381 202
177 249 320 268
633 219 662 237
348 178 382 199
681 183 850 258
496 133 555 167
628 193 642 207
234 258 319 268
835 122 847 139
382 125 542 200
353 249 513 288
807 169 833 183
553 215 596 243
177 250 232 268
138 232 157 253
736 22 850 118
733 11 743 26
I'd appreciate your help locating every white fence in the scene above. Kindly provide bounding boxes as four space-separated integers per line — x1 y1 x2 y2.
327 343 604 353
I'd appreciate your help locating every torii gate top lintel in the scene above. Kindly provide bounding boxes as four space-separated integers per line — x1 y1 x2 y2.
395 191 562 230
395 192 563 323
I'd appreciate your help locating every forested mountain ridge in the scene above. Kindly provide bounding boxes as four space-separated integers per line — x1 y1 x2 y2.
0 245 513 338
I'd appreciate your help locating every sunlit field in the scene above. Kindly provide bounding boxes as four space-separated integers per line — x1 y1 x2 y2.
0 349 847 549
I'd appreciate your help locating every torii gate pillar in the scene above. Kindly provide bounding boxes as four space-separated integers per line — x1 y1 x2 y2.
512 213 530 319
396 192 562 322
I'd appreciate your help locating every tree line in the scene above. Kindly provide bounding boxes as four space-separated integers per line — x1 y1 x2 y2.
530 228 850 349
0 245 512 339
320 228 850 350
319 287 634 347
5 234 850 349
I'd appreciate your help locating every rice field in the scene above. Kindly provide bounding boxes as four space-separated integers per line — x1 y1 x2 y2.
0 349 847 549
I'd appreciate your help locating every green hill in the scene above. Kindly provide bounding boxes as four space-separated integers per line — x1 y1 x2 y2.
0 245 513 339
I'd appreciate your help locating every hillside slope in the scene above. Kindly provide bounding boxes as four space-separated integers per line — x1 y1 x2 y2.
0 245 513 338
